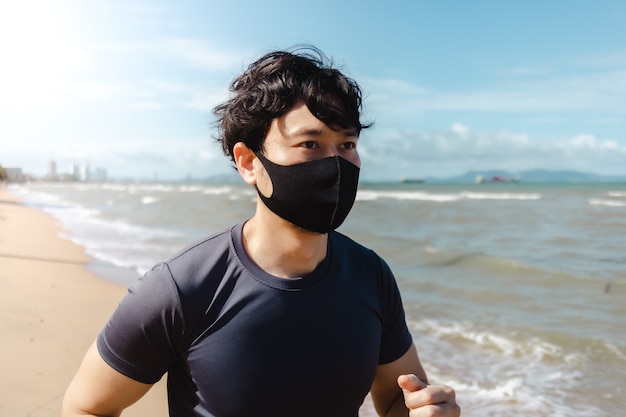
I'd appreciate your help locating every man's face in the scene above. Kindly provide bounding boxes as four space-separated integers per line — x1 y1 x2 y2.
254 101 360 197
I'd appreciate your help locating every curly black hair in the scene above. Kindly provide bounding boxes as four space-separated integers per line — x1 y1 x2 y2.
212 45 372 163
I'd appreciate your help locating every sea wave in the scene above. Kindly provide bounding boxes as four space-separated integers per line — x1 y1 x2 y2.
84 182 245 196
408 319 624 417
141 196 159 205
11 184 186 275
356 189 542 202
588 198 626 207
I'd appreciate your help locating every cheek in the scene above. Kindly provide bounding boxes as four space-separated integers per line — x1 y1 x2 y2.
349 153 361 168
255 165 274 198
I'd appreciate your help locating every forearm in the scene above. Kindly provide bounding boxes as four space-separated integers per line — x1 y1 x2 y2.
380 391 409 417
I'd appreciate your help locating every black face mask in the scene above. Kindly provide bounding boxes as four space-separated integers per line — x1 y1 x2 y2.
254 153 360 234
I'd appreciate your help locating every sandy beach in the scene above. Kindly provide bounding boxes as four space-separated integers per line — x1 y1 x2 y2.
0 187 167 417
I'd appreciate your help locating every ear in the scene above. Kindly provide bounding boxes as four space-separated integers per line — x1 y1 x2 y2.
233 142 257 185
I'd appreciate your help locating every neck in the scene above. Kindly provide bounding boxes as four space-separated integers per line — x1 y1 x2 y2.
242 210 328 278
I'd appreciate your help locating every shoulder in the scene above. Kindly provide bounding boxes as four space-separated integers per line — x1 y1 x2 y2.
330 230 387 268
330 230 372 255
168 225 235 265
330 231 403 299
123 224 238 306
156 223 247 316
117 224 245 345
164 224 239 288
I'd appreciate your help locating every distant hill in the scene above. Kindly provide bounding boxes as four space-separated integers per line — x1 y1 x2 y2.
427 169 626 184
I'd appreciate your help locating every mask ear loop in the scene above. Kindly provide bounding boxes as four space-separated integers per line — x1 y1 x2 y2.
253 152 274 198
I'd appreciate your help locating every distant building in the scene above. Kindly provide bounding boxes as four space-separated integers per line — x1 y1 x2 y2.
47 160 57 178
41 161 108 182
93 167 107 182
70 164 80 180
79 163 90 182
4 167 24 182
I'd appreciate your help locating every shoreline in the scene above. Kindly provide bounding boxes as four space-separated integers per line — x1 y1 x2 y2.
86 258 142 287
0 187 167 417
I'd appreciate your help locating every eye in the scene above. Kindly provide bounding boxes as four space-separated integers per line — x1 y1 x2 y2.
301 141 318 149
340 141 357 150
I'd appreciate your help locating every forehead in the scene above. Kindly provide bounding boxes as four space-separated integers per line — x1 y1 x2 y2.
274 103 324 135
270 102 357 139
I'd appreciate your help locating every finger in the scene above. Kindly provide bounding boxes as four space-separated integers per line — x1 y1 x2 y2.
397 374 427 394
403 384 459 413
407 403 461 417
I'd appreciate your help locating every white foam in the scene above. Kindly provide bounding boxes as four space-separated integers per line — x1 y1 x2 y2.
589 199 626 207
356 189 542 202
460 191 541 200
12 185 185 274
174 185 200 192
408 318 605 416
100 183 129 192
201 186 234 195
141 196 159 205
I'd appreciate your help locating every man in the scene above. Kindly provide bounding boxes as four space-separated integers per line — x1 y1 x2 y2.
62 46 460 417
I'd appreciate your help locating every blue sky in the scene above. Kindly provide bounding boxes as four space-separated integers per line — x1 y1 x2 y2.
1 0 625 181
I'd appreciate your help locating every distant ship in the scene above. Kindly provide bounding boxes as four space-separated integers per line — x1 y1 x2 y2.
475 175 520 184
400 177 425 184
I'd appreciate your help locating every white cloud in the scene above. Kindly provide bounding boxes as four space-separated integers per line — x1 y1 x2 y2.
198 150 216 160
360 126 626 180
364 70 626 115
5 138 231 180
0 79 134 110
161 38 245 71
125 101 166 111
94 38 247 73
0 6 246 111
557 134 621 152
451 122 470 137
111 4 170 14
185 89 230 111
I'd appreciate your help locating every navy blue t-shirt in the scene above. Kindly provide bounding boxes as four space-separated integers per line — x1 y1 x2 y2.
98 222 412 417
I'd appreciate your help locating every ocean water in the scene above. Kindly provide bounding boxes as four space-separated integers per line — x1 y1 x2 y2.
10 181 626 416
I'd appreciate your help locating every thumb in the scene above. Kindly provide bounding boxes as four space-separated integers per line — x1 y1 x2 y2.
397 374 427 395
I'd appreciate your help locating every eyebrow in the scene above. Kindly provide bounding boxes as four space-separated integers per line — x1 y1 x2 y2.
289 127 358 138
289 127 324 137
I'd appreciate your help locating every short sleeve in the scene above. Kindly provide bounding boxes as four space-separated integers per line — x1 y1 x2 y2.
97 263 185 384
377 256 413 364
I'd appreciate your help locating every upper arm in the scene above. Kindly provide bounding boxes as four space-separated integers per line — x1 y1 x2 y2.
369 343 427 416
62 341 154 417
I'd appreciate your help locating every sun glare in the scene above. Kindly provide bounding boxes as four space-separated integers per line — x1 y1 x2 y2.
0 1 87 109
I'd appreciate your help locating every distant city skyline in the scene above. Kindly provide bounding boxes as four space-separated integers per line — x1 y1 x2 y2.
2 1 625 181
2 159 108 183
